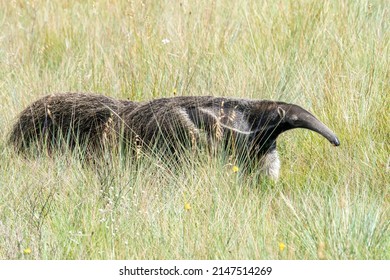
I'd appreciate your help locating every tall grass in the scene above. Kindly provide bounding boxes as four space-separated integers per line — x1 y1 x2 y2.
0 0 388 259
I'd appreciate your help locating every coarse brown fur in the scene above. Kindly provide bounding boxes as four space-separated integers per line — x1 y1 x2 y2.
9 93 340 179
9 93 138 154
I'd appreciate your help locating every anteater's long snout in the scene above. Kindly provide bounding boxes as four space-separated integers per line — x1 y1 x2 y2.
299 111 340 146
281 104 340 147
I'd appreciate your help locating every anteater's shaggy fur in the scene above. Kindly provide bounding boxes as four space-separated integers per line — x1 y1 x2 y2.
9 93 340 180
9 93 137 153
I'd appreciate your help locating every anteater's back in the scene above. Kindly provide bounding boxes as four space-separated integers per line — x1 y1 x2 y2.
9 93 138 152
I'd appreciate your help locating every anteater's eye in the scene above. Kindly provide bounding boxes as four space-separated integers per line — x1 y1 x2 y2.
290 114 298 122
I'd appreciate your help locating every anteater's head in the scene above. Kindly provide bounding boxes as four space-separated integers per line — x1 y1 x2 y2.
248 101 340 147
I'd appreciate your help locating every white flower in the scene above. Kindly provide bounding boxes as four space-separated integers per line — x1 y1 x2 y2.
162 38 170 45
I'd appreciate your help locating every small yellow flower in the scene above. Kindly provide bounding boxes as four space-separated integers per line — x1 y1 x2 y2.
232 166 239 173
278 242 286 252
184 202 191 211
23 248 32 255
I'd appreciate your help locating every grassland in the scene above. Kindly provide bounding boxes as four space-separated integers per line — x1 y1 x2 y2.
0 0 388 259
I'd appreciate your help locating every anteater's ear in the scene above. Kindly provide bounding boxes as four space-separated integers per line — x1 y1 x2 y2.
277 106 286 119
